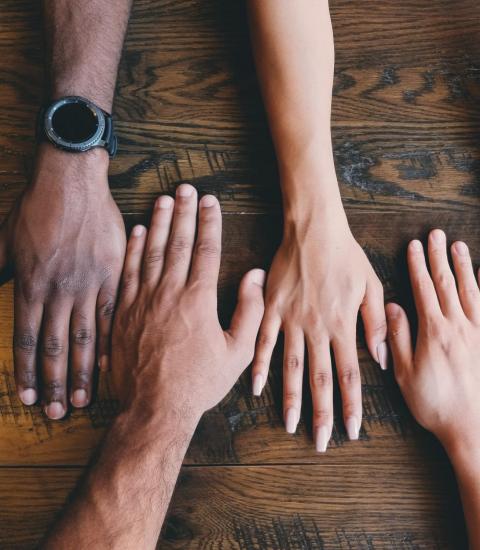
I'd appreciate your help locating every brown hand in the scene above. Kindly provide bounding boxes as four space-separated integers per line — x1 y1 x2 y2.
5 145 126 418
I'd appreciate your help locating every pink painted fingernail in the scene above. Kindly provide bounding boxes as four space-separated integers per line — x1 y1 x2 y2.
285 408 298 434
346 416 359 441
45 402 65 420
252 374 263 396
71 389 88 408
19 388 37 406
315 426 330 453
377 342 388 371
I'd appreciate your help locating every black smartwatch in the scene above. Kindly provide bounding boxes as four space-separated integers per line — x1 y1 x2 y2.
37 96 117 157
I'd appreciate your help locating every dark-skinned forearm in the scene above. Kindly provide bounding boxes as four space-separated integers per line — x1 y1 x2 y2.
42 405 199 549
43 0 133 113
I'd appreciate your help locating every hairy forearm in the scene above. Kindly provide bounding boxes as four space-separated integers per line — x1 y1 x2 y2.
43 0 133 112
43 405 198 549
248 0 340 215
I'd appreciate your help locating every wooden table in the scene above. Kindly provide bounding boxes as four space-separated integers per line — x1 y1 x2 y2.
0 1 478 547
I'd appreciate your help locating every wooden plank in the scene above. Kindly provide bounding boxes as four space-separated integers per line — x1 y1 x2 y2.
0 463 467 549
1 211 479 466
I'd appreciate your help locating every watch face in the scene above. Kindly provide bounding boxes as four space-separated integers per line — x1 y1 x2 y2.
44 97 106 152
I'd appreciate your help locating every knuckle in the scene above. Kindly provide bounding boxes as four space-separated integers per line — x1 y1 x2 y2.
43 335 65 358
311 369 332 389
284 391 299 404
122 272 137 291
285 355 301 371
313 409 331 424
437 272 454 289
13 332 37 354
370 320 387 336
195 239 220 259
44 379 64 399
169 236 190 253
73 328 93 347
16 368 36 388
73 368 91 388
339 366 360 387
99 298 115 320
144 247 165 266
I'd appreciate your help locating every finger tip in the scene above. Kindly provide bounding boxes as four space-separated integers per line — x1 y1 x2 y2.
71 389 89 408
248 268 266 287
45 402 66 420
156 195 174 209
18 388 37 406
176 183 196 198
200 194 218 208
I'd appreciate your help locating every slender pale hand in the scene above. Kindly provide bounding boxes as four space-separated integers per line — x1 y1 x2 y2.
248 0 387 452
386 229 480 548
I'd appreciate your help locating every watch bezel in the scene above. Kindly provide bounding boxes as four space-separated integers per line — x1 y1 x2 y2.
44 96 106 152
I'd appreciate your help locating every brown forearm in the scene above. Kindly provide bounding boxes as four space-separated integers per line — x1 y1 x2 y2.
43 406 198 550
43 0 133 112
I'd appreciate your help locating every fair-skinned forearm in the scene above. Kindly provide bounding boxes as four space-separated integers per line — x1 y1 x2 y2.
42 405 199 549
446 444 480 547
247 0 343 221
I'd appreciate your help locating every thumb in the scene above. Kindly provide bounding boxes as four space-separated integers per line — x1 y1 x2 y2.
385 303 413 381
227 268 266 364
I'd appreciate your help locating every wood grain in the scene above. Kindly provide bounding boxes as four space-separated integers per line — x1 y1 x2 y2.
0 0 479 547
0 464 467 550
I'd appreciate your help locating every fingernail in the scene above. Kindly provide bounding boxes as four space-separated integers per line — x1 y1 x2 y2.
156 195 174 209
99 355 109 372
454 241 468 256
285 408 298 434
346 416 359 441
315 426 330 453
177 184 194 197
200 195 217 208
431 229 445 243
19 388 37 406
377 342 388 371
253 374 263 396
410 240 422 251
132 225 145 237
45 402 65 420
250 269 266 287
71 389 88 408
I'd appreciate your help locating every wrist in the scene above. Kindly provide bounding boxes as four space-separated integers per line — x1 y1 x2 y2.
32 142 110 192
443 435 480 471
117 397 201 446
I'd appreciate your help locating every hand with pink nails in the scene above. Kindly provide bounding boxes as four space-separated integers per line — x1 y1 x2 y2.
386 229 480 547
252 210 387 452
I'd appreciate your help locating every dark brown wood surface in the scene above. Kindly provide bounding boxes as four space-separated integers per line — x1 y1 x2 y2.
0 0 479 548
